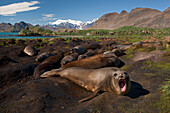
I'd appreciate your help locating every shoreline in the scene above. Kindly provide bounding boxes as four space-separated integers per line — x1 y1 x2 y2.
0 34 84 39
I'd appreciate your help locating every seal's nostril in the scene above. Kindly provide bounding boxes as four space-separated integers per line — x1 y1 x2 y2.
119 75 123 78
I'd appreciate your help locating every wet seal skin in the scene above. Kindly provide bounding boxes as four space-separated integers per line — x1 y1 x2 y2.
40 67 131 102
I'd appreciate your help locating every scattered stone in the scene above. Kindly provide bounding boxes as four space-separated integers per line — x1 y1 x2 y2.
133 41 143 47
113 44 132 51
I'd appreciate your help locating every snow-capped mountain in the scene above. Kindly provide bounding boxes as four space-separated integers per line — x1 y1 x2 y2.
48 18 98 30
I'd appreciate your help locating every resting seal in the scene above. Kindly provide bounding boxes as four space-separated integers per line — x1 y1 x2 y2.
23 45 37 56
60 53 79 66
62 52 125 69
41 67 131 102
70 45 86 54
78 49 95 60
36 52 54 63
33 53 63 78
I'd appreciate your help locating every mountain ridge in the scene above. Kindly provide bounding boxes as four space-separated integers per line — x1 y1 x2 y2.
89 7 170 30
48 18 98 30
0 19 98 32
0 7 170 32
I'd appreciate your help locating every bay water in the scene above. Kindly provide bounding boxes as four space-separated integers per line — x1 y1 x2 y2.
0 32 58 39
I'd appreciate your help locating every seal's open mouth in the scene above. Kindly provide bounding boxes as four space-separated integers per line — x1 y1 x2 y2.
119 79 126 92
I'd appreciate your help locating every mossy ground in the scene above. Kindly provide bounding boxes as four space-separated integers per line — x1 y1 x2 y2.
120 45 170 113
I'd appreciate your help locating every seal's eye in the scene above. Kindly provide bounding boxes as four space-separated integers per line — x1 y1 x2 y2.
113 73 117 77
124 72 128 76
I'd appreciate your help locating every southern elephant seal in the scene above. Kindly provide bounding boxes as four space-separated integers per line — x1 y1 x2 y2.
60 52 79 66
33 53 63 78
41 67 131 102
36 52 54 63
23 45 37 56
78 50 95 60
61 51 125 69
70 45 86 54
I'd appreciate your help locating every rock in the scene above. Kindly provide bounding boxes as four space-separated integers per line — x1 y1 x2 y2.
115 44 132 51
61 53 79 66
23 46 37 56
133 41 143 47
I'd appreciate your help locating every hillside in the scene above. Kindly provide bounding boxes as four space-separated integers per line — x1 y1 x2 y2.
0 21 33 32
89 7 170 30
19 26 170 38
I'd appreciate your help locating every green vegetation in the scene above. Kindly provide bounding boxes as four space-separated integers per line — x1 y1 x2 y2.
142 60 170 70
55 26 170 37
19 27 53 36
19 29 38 36
156 79 170 113
19 26 170 39
163 49 170 57
49 41 54 44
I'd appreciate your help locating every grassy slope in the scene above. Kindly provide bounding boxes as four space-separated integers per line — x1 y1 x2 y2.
19 26 170 37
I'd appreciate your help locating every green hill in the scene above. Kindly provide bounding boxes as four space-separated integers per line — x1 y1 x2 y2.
19 26 170 38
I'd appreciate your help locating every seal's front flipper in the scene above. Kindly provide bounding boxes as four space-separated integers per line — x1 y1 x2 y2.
79 90 99 102
40 69 61 78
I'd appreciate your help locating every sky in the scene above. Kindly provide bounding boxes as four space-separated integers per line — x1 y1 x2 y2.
0 0 170 25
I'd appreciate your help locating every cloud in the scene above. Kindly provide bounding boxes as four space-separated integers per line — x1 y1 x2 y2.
0 1 40 16
10 18 14 20
42 14 57 21
42 14 55 18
